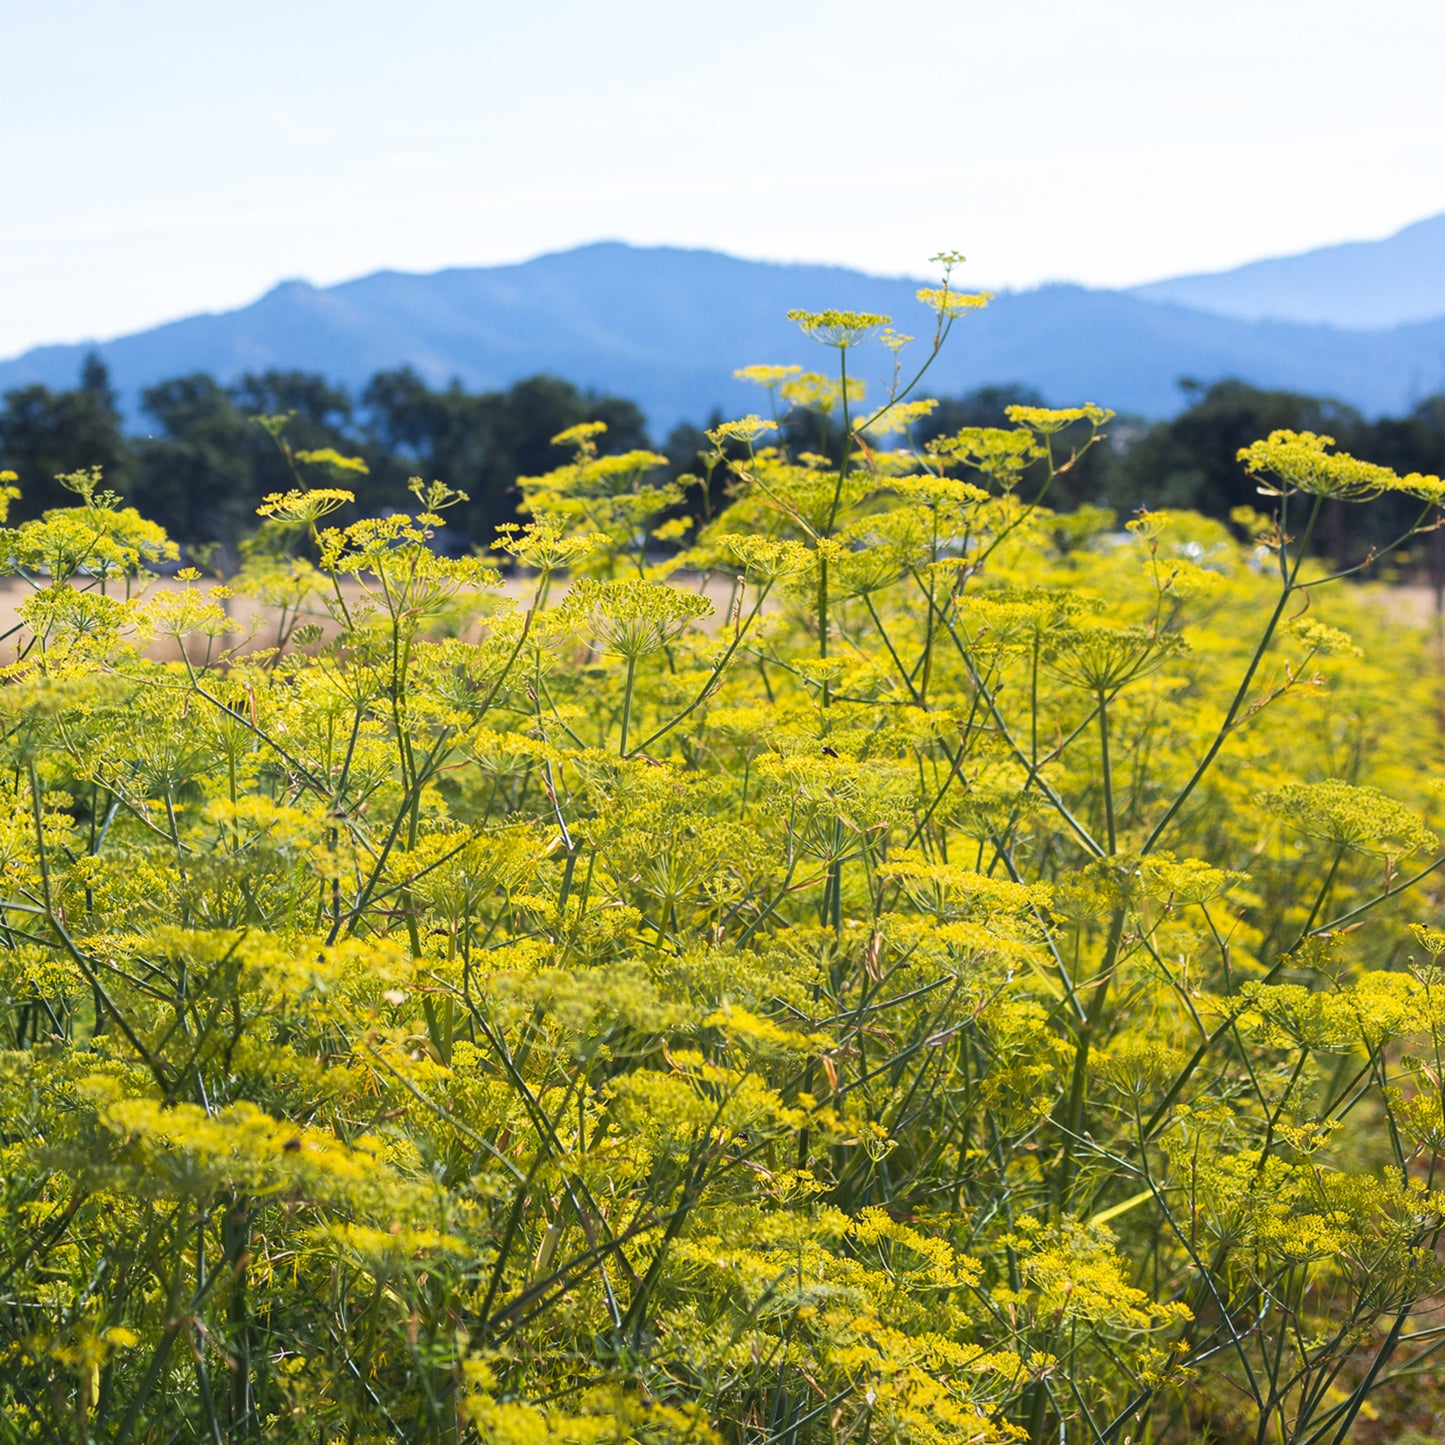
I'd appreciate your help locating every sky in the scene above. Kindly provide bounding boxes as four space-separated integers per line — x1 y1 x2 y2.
5 0 1445 358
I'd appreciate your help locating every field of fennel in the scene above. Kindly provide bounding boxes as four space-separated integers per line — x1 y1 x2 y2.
5 265 1445 1445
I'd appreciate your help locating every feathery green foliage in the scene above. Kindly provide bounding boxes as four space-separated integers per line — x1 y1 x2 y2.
1 266 1444 1445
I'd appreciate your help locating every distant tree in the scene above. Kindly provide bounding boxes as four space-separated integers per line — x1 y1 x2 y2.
134 372 369 553
132 376 261 550
662 417 724 525
230 371 354 436
484 374 650 507
1119 380 1366 522
362 369 501 524
234 372 360 470
1360 395 1445 591
362 371 651 542
59 360 1445 581
362 367 457 464
1110 380 1445 564
0 353 134 516
921 383 1046 433
229 370 374 511
916 383 1123 513
1361 394 1445 476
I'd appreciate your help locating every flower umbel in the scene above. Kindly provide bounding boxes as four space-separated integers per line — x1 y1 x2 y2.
786 309 891 350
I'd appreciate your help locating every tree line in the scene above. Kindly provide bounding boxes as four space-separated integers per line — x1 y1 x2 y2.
4 356 1445 572
0 358 654 557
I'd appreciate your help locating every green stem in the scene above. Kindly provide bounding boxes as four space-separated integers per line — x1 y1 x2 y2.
628 584 769 755
1097 687 1116 855
1143 492 1324 855
618 653 638 757
1056 905 1126 1212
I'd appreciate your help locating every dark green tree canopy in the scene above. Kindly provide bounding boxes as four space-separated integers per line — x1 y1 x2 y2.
8 360 1445 578
0 352 131 515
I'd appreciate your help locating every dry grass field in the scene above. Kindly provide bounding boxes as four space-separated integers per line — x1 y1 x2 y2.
0 569 749 664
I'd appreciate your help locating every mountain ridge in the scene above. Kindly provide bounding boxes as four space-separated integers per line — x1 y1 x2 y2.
4 237 1445 434
1128 212 1445 329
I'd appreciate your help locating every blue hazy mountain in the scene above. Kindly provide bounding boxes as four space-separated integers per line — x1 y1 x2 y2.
4 241 1445 434
1129 213 1445 329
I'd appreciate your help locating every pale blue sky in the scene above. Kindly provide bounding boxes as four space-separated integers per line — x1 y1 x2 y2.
5 0 1444 356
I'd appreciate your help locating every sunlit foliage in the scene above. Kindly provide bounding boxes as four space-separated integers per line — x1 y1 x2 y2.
1 265 1444 1444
